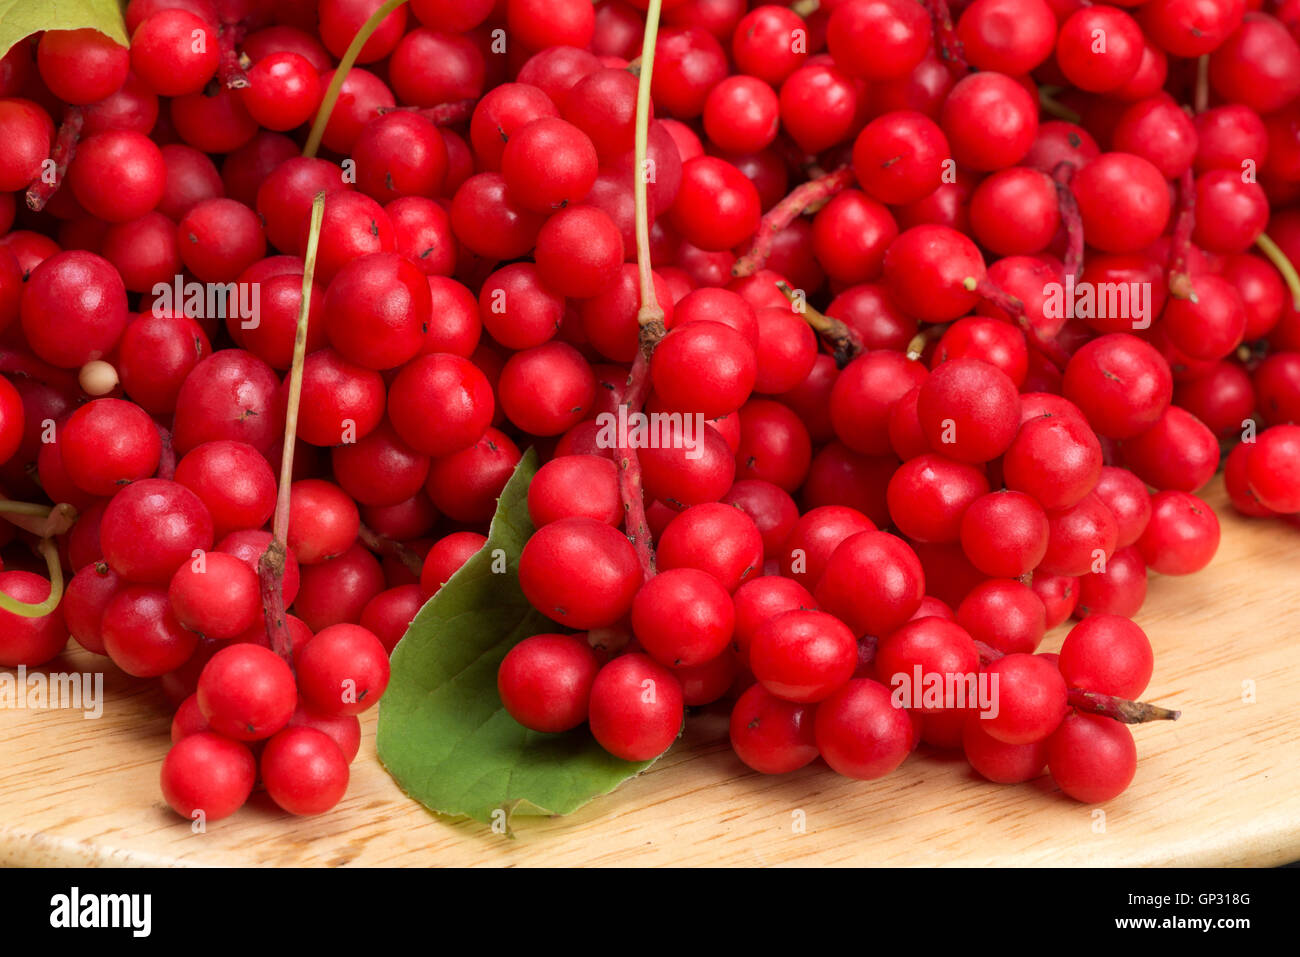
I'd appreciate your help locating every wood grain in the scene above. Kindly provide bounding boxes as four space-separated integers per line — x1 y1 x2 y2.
1 477 1297 867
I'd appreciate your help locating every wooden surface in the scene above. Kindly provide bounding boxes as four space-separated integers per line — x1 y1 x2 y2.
2 476 1297 867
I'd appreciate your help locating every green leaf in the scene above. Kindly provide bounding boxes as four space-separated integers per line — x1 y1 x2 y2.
0 0 130 60
376 447 656 832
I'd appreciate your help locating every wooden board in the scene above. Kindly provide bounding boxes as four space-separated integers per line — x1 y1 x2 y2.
2 476 1298 867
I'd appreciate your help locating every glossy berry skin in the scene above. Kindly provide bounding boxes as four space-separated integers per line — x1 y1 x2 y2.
533 205 623 298
419 532 487 599
101 586 198 677
1069 153 1171 254
963 718 1049 784
1059 614 1153 699
1140 0 1246 58
59 398 161 496
130 10 220 97
728 683 820 774
296 349 385 448
588 653 684 761
1163 275 1248 359
1064 334 1173 440
874 616 980 713
830 351 930 456
957 0 1056 75
387 353 494 457
969 168 1059 256
528 455 620 528
173 350 285 456
1047 712 1137 803
886 454 989 543
778 505 877 589
62 563 121 655
816 530 925 640
978 653 1067 745
1247 425 1300 513
1040 492 1120 578
1056 6 1144 92
498 342 596 437
324 252 430 371
497 634 600 733
940 72 1037 171
100 480 214 584
852 111 950 206
814 679 914 780
20 251 128 369
241 52 321 131
632 568 734 668
501 117 598 213
261 726 350 816
957 579 1047 656
1003 417 1101 512
960 491 1049 577
917 358 1020 464
519 518 642 630
1120 406 1220 494
652 320 757 418
669 156 761 251
286 480 359 565
883 225 984 322
750 609 857 704
69 130 166 223
0 572 68 667
827 0 931 80
175 441 277 539
331 422 430 508
1092 467 1153 547
160 732 256 822
296 624 390 717
168 552 260 641
197 644 297 740
38 28 129 104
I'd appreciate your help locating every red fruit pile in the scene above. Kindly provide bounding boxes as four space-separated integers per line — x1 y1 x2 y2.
0 0 1296 823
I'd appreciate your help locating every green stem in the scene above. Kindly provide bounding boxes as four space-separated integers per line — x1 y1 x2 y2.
302 0 409 158
633 0 665 332
1038 87 1082 125
1256 233 1300 311
0 539 64 618
258 191 325 664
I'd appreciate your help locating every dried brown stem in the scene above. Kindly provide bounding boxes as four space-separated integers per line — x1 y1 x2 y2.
382 99 478 126
1051 162 1084 282
924 0 967 67
732 166 855 278
963 276 1071 371
359 524 424 579
775 280 862 366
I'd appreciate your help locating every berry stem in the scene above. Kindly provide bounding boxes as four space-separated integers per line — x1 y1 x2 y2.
1067 688 1181 723
924 0 967 67
618 0 667 583
775 279 863 366
24 105 83 213
732 166 855 278
358 524 424 578
155 423 177 481
1168 167 1197 302
0 538 64 619
218 21 250 89
257 191 325 664
1050 162 1084 281
962 275 1071 371
0 500 78 538
633 0 666 331
303 0 410 158
381 99 477 125
1255 233 1300 311
1038 88 1083 124
975 640 1181 724
1194 55 1210 115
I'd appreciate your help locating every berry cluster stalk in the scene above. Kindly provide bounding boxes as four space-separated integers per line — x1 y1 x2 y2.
618 0 666 581
732 166 855 278
25 106 83 212
258 191 325 664
1168 167 1198 302
974 639 1181 724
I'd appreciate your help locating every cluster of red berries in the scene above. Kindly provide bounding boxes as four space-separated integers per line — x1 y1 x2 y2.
0 0 1297 825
